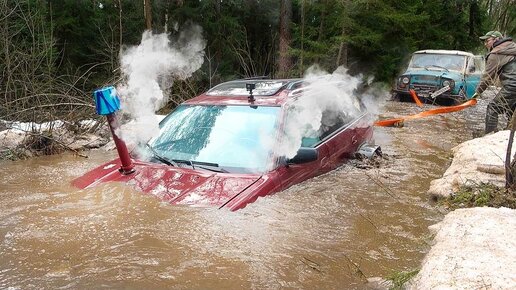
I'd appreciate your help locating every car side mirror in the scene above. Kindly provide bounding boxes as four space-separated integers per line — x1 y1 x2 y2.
468 66 475 73
287 147 318 164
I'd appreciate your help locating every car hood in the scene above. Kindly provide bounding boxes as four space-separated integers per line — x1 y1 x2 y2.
403 69 463 80
72 158 262 208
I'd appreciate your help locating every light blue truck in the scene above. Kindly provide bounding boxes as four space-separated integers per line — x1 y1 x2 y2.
393 50 485 105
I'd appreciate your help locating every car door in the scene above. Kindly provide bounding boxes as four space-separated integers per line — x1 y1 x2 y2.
464 56 484 98
318 113 373 171
274 143 329 191
273 119 331 191
273 100 370 191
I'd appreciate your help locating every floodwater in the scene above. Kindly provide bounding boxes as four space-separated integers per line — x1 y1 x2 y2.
0 99 489 289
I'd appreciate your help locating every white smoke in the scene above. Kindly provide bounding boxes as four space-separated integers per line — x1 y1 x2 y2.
274 65 386 159
115 25 206 147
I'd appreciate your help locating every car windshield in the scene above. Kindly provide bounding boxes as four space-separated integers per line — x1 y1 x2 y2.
147 104 280 174
409 53 466 72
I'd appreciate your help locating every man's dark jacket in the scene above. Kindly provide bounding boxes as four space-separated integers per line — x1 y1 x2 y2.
476 38 516 96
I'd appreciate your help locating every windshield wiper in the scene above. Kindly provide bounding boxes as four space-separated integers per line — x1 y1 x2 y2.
173 159 228 173
146 144 227 172
194 162 229 173
146 144 178 167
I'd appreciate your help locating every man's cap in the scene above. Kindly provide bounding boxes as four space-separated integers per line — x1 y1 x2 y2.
479 31 503 40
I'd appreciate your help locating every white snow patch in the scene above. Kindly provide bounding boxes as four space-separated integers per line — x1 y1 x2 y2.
428 130 516 198
407 207 516 289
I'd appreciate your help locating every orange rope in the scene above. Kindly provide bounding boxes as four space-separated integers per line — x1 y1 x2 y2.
374 99 477 127
409 89 423 107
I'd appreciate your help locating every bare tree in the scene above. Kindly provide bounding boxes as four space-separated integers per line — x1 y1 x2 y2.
481 0 516 35
0 0 102 127
505 112 516 188
118 0 123 47
336 1 352 68
300 0 305 73
277 0 292 78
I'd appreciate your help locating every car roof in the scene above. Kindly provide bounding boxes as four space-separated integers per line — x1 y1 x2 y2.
183 78 303 106
413 49 475 57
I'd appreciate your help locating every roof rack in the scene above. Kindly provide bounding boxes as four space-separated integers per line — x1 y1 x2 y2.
206 79 302 97
242 76 270 80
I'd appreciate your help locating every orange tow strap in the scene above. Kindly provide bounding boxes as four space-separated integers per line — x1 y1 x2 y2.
409 89 423 107
374 98 477 127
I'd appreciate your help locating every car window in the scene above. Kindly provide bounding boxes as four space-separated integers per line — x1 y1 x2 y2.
296 108 357 148
149 105 281 173
474 56 485 73
466 56 485 74
409 54 466 71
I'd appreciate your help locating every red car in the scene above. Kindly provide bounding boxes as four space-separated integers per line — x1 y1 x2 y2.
73 79 377 211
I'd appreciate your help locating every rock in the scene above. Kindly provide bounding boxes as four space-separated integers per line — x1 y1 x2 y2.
428 130 515 199
0 130 26 149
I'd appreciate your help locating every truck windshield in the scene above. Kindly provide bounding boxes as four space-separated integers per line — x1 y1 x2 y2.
409 54 466 72
148 104 280 173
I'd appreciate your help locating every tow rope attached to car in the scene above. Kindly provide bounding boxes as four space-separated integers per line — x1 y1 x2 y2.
374 98 477 127
409 89 423 107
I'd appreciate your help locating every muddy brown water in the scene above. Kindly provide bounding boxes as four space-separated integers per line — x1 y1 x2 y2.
0 99 490 289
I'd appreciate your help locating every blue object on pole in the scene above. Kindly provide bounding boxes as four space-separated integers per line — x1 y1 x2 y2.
93 86 121 115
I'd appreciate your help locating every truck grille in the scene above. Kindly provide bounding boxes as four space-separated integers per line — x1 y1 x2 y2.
413 75 438 82
412 84 438 94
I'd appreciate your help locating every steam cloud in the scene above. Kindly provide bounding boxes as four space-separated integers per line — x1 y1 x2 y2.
114 26 387 163
274 65 385 159
116 25 206 146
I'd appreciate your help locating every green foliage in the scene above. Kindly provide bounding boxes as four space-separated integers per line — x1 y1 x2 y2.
50 0 133 88
440 182 516 209
164 0 280 81
1 0 495 121
291 0 349 75
343 0 486 81
386 268 419 290
51 1 99 71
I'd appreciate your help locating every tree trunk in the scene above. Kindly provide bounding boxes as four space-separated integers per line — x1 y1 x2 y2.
315 0 327 64
277 0 292 78
505 110 516 188
300 0 305 74
1 0 12 105
144 0 152 30
468 1 475 37
214 0 220 14
336 24 348 68
118 0 123 48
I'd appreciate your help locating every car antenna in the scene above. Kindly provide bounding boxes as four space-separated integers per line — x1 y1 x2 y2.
246 83 255 102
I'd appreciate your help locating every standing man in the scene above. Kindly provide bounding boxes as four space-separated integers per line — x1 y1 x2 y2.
473 31 516 134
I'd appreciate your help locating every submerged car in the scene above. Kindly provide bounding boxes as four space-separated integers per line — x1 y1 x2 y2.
393 50 484 104
73 79 378 211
